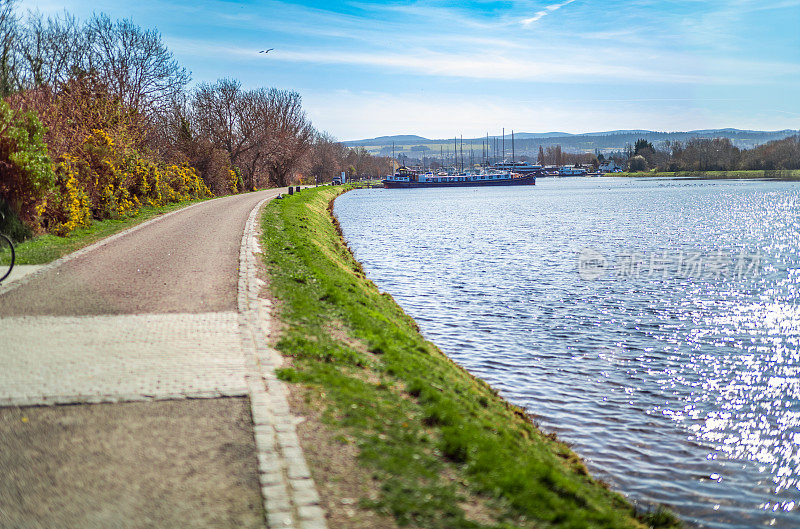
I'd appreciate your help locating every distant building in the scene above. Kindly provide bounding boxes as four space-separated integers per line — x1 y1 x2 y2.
598 160 623 173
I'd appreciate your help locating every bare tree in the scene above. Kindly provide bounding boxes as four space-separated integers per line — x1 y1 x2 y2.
0 0 17 96
16 11 86 89
190 79 268 190
86 14 190 116
308 132 347 184
191 79 245 162
543 144 563 165
190 80 313 189
265 89 313 187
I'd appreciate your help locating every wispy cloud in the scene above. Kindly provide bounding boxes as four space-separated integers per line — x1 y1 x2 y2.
520 0 577 26
265 48 707 84
167 34 800 88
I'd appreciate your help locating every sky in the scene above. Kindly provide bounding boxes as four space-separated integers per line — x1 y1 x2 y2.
17 0 800 140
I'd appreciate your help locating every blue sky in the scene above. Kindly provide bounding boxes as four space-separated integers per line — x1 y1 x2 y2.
18 0 800 140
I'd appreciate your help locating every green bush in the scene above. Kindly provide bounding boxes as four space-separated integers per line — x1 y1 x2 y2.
0 100 55 233
0 199 32 242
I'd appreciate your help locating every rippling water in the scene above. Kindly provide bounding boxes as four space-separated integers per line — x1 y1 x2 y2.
334 177 800 528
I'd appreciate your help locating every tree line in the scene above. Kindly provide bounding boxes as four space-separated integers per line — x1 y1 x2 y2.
526 135 800 172
0 0 388 239
625 136 800 172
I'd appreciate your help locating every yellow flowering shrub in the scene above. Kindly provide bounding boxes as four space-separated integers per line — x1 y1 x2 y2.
41 157 92 236
13 121 215 237
80 129 140 219
160 163 212 203
131 158 164 206
55 130 211 231
227 168 239 194
7 74 228 239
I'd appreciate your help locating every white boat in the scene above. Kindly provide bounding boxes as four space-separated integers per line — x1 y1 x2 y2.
558 165 588 177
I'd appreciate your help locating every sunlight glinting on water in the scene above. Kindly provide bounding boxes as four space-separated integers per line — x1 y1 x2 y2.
335 178 800 528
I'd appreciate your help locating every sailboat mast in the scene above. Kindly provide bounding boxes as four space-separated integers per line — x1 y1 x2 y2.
512 130 515 165
470 144 473 171
460 135 464 173
502 128 505 163
486 132 490 169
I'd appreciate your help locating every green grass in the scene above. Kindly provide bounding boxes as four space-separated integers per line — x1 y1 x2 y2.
610 169 800 180
7 198 212 265
261 186 682 529
0 235 12 269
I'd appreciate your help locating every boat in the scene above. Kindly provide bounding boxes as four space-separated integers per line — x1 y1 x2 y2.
489 161 542 175
383 166 537 189
558 165 588 177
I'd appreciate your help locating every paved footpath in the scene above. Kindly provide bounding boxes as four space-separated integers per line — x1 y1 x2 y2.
0 190 325 529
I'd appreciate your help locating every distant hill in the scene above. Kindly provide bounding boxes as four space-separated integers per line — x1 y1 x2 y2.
348 134 431 146
345 129 800 156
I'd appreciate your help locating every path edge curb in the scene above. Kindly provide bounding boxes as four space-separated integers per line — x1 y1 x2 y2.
238 195 328 529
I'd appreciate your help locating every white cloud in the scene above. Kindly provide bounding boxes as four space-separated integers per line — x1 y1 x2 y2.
521 0 577 26
168 36 799 87
267 48 705 84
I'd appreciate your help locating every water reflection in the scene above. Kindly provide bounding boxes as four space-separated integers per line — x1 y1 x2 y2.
334 178 800 527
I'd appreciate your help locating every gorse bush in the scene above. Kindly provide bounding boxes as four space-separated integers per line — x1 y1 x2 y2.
41 156 92 236
0 70 217 237
161 163 211 203
81 129 140 219
39 130 212 232
0 99 212 237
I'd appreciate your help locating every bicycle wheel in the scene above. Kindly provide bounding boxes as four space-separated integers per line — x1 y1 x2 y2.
0 233 14 283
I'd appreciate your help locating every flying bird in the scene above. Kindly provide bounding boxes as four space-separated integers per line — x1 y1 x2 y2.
259 49 274 54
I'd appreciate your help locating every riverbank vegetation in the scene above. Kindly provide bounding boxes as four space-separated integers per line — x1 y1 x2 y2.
620 136 800 173
261 185 681 529
0 0 389 244
610 169 800 180
533 136 800 175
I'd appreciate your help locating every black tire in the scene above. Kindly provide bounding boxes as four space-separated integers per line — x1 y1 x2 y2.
0 233 14 283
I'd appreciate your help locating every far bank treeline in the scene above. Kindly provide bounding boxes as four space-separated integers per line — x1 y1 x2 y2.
616 136 800 173
0 0 390 240
530 136 800 173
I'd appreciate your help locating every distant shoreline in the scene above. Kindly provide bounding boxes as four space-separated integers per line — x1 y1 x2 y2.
604 169 800 181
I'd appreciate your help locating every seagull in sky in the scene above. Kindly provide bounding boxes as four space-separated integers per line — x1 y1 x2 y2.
259 49 274 54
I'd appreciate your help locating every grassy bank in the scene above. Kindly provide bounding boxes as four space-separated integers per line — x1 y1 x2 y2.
5 198 213 266
609 169 800 180
260 186 680 529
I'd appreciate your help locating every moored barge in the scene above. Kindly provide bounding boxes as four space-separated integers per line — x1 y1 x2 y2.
383 166 537 189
